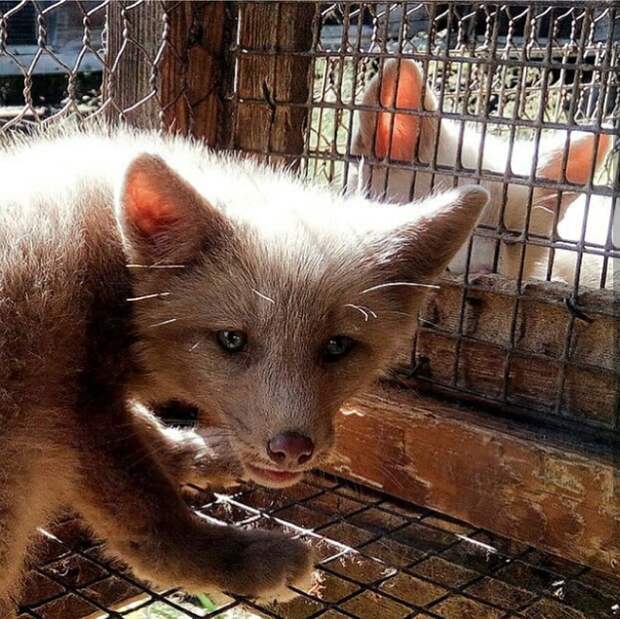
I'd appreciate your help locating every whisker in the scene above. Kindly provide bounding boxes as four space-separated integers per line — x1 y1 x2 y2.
146 318 178 329
225 411 252 434
125 426 237 472
126 292 171 302
93 426 141 448
252 289 275 304
533 204 555 215
233 434 258 454
344 303 377 321
189 341 201 352
125 442 173 471
360 282 440 294
126 264 187 270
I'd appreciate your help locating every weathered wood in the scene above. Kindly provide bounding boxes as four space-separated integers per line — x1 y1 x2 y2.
402 273 620 430
104 2 229 141
104 1 166 129
225 2 316 167
158 2 230 140
329 385 620 576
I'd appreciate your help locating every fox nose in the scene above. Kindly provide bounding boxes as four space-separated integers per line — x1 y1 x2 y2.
267 432 314 466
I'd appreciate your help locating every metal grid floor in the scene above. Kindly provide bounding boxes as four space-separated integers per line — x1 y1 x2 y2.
19 474 620 619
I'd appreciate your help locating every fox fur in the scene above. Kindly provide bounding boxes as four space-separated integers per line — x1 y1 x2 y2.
0 124 488 614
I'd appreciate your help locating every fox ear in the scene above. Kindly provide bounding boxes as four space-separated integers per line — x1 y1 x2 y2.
354 59 437 162
118 154 232 263
378 185 489 283
538 131 611 185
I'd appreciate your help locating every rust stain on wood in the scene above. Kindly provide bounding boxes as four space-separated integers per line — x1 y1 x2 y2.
330 386 620 576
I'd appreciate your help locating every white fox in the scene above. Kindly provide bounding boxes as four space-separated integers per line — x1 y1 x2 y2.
351 59 613 286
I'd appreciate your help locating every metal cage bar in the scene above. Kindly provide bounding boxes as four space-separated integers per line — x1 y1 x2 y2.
18 474 620 618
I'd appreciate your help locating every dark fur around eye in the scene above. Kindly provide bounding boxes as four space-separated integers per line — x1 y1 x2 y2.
321 336 356 362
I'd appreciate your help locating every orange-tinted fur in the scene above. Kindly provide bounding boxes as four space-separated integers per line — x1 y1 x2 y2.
351 59 612 281
0 126 488 614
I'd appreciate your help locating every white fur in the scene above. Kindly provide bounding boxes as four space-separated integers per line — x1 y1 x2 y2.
349 60 614 286
552 194 618 288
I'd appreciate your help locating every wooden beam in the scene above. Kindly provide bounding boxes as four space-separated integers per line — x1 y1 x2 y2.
224 2 316 168
398 273 619 430
104 1 316 152
158 2 231 141
104 1 166 130
104 1 230 142
328 385 620 576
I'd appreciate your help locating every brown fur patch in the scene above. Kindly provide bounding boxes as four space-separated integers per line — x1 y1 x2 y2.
0 126 486 609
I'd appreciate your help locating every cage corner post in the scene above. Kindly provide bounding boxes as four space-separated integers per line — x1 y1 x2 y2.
103 1 230 144
225 1 316 170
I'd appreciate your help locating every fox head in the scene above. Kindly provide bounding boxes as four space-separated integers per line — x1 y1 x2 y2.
351 59 611 278
116 152 488 487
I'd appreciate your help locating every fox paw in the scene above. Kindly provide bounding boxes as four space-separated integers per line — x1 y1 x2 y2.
217 529 315 602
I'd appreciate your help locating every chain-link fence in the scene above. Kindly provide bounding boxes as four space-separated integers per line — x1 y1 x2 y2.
2 1 617 437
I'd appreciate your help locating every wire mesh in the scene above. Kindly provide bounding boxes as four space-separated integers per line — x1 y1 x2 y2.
0 0 618 433
0 0 104 128
18 473 620 618
2 3 618 616
1 0 617 435
293 1 620 436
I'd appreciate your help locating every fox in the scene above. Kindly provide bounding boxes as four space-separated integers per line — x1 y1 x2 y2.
551 192 618 289
350 59 612 283
0 125 489 615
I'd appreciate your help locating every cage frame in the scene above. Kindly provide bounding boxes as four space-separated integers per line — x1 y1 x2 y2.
1 0 618 588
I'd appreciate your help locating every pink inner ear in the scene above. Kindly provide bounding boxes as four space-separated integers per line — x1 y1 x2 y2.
540 132 611 184
376 61 424 161
125 172 179 237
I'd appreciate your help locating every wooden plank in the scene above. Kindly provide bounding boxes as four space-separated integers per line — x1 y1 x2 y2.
404 273 620 430
104 1 166 129
104 1 229 141
158 2 230 141
225 2 316 168
328 385 620 576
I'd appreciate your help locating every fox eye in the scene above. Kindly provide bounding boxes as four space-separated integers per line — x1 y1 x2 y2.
322 336 356 362
216 330 247 353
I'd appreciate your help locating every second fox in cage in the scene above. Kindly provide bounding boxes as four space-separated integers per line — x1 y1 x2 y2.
0 126 489 615
351 59 613 286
